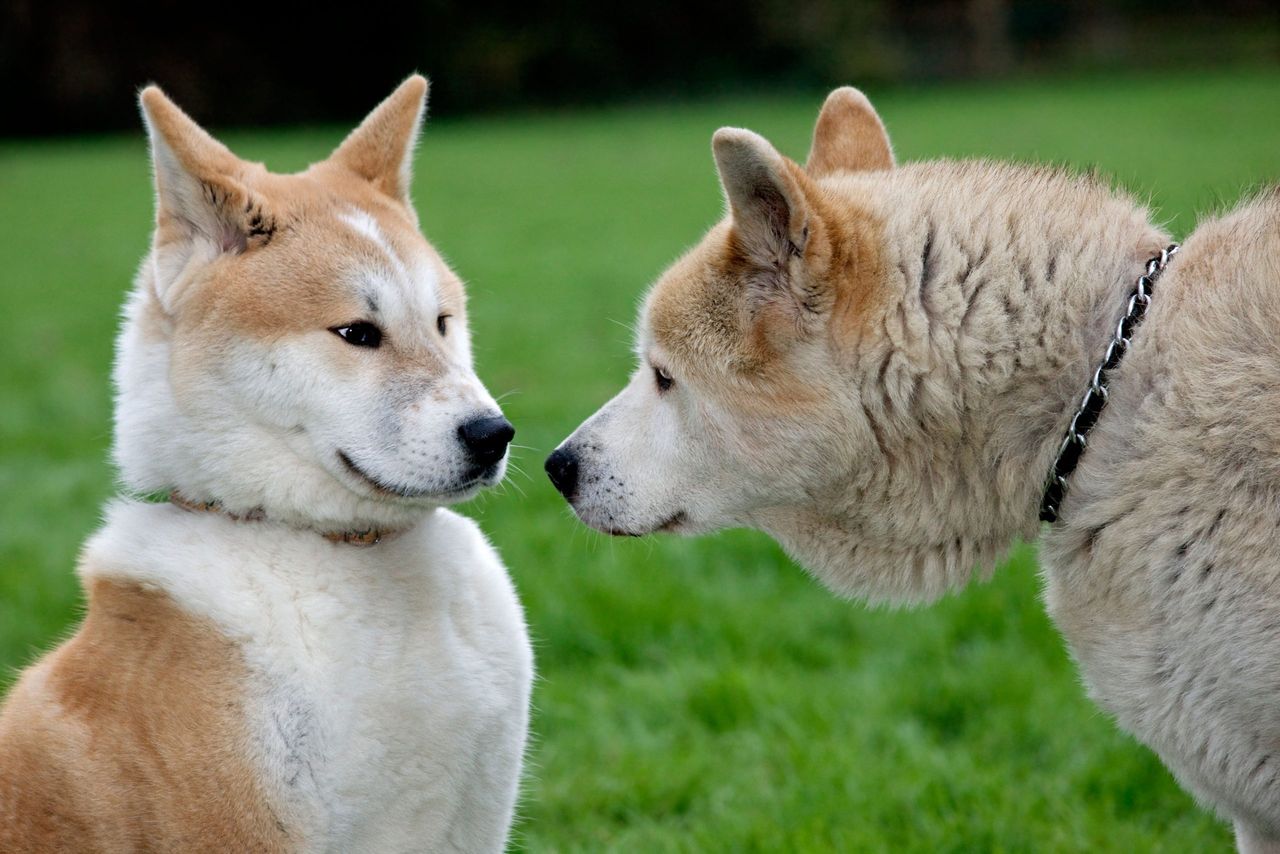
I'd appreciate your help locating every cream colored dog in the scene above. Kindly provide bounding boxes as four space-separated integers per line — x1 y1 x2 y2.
0 77 532 852
547 88 1280 850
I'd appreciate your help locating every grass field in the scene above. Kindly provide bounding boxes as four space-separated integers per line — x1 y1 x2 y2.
2 68 1278 850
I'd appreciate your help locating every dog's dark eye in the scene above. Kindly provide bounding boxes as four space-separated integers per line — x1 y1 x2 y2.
654 365 674 393
331 322 383 348
437 314 451 336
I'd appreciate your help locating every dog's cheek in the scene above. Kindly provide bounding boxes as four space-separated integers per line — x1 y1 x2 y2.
247 339 344 426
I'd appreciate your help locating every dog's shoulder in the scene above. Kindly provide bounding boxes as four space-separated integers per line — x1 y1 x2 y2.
0 576 293 852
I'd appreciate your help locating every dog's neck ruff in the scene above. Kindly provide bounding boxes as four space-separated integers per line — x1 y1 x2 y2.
1039 244 1180 523
168 491 402 546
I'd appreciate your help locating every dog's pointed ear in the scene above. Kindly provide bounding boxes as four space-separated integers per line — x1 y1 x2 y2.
713 127 811 268
806 87 894 177
139 85 269 309
329 74 428 207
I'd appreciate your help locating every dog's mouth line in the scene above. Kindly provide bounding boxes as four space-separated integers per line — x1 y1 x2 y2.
337 450 482 501
655 511 687 533
605 510 687 538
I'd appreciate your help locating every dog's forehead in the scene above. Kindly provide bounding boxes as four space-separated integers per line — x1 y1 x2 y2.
194 169 461 336
643 221 752 368
299 165 462 302
333 206 451 316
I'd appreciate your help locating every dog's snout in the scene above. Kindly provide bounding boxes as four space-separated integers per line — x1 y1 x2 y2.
458 415 514 467
544 447 580 500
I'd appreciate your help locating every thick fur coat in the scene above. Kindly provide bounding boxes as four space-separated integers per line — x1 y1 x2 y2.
0 77 533 853
549 87 1280 851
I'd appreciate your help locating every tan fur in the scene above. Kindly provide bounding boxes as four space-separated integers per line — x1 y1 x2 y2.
648 152 886 385
0 578 290 853
172 173 465 386
555 89 1280 847
328 75 428 207
806 86 895 175
139 84 465 354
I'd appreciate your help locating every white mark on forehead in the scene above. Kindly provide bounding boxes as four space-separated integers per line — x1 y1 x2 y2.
339 207 443 331
634 297 658 361
340 209 407 276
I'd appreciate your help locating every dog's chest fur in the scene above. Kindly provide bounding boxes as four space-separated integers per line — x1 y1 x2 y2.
85 500 532 852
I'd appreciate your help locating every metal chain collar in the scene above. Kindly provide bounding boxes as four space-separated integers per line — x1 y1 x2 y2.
1039 244 1180 523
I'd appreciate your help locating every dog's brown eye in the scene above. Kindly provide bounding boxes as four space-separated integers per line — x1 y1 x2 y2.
331 322 382 348
654 366 674 393
437 314 450 336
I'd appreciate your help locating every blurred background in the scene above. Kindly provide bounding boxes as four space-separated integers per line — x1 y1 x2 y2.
1 1 1278 851
2 0 1276 136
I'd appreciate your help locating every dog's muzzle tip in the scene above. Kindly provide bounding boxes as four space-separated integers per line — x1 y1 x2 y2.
544 447 579 500
458 415 514 468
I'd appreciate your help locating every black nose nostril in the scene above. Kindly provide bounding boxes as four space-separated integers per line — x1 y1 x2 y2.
458 415 514 466
544 447 580 499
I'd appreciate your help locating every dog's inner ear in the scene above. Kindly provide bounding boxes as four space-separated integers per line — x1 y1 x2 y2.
713 127 811 277
139 86 274 308
328 75 429 209
806 86 894 177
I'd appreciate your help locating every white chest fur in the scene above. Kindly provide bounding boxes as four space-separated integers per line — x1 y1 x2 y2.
82 501 533 853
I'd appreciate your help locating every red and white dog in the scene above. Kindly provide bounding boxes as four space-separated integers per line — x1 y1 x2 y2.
0 77 532 852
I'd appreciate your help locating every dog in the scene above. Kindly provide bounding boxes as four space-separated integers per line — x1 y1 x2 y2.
546 86 1280 850
0 76 532 852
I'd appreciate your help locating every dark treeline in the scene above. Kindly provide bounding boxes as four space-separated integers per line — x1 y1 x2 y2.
2 0 1275 137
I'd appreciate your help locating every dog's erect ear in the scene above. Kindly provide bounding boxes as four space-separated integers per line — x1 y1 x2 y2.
713 128 811 270
140 86 270 309
806 87 894 177
328 75 428 208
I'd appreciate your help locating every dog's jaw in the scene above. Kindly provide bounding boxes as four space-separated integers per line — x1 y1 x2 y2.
337 448 501 504
585 509 688 539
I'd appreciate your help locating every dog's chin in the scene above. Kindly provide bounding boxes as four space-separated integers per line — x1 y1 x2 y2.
577 506 690 538
337 451 504 506
432 460 509 506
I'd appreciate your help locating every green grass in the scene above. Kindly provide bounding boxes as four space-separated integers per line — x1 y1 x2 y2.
2 67 1278 850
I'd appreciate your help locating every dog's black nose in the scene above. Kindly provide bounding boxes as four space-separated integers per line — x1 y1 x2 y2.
458 415 514 467
544 447 579 499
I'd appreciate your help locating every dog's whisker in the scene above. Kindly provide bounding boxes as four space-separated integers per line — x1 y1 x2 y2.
503 461 533 485
606 316 637 335
500 478 527 499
